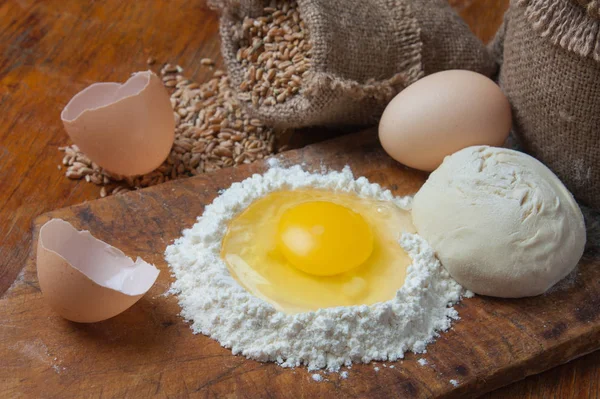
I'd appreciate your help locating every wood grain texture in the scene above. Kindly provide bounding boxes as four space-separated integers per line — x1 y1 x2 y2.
1 0 598 397
0 0 223 297
449 0 509 44
2 129 600 398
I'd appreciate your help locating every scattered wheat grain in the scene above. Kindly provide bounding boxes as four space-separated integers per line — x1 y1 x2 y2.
59 64 287 197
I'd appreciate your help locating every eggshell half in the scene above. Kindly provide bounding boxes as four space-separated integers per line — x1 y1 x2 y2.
378 70 512 172
36 219 160 323
61 71 175 176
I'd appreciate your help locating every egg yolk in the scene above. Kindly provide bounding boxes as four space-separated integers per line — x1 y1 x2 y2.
221 189 416 314
277 201 373 276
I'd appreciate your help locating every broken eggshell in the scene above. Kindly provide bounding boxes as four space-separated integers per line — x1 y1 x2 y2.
61 71 175 176
36 219 160 323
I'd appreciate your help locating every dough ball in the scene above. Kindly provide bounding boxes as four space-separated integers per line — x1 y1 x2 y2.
412 146 586 298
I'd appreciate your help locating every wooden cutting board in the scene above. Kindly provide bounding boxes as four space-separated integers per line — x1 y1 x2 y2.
2 129 599 398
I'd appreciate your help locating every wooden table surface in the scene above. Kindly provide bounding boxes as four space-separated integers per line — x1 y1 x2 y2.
0 0 597 397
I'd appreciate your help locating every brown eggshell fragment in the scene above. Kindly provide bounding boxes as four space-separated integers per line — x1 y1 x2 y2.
61 71 175 176
36 219 160 323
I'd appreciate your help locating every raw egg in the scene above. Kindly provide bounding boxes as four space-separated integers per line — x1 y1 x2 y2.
37 219 160 323
221 190 416 314
61 71 175 176
378 70 512 172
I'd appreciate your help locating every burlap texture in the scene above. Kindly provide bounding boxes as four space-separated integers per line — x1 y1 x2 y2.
211 0 496 129
574 0 600 19
496 0 600 208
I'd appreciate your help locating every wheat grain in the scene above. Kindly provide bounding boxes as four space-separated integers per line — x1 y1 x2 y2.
201 58 215 66
236 0 312 106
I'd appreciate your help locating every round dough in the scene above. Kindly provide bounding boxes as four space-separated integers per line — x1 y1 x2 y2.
412 146 586 298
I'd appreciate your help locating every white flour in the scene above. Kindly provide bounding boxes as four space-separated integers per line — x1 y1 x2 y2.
165 164 471 371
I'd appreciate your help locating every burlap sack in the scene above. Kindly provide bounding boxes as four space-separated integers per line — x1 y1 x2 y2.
211 0 496 129
493 0 600 208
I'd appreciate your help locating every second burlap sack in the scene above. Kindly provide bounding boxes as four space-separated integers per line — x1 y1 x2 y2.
211 0 496 129
493 0 600 209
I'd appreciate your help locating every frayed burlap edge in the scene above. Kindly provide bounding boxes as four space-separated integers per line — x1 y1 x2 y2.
574 0 600 19
302 73 413 103
517 0 600 61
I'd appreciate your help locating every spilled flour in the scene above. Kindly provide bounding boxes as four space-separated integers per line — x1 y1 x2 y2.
165 164 471 371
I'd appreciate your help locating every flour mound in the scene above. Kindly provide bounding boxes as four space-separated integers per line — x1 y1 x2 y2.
165 165 469 371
